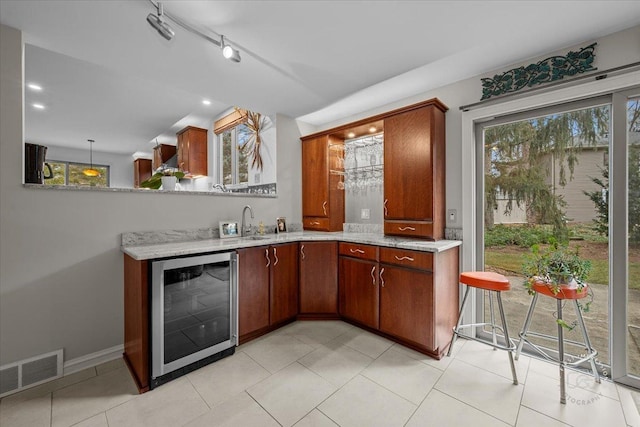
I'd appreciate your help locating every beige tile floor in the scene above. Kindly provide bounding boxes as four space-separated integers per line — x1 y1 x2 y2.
2 320 639 427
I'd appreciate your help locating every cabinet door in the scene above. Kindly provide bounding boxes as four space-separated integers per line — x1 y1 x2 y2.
177 127 208 176
133 158 152 188
302 136 329 218
384 106 435 221
339 257 379 329
300 241 338 314
379 265 434 349
237 246 270 337
270 243 299 325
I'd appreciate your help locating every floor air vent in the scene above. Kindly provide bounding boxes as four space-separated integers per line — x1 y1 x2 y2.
0 349 63 398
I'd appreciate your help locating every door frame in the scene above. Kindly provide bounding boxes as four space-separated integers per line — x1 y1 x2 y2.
460 69 640 386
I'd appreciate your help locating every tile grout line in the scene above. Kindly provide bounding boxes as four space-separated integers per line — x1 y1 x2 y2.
245 392 284 427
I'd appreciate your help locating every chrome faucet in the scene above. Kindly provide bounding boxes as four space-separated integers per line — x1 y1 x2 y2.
212 183 228 192
241 205 254 237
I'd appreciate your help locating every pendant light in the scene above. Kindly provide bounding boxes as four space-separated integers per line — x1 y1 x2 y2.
83 139 100 177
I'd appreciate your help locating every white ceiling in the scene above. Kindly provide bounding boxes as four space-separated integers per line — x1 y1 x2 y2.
1 0 639 155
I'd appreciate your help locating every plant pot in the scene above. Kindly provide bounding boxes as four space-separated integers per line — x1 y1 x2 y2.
161 176 177 191
532 277 589 300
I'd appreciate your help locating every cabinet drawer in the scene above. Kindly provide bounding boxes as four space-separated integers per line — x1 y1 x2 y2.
339 242 378 261
303 217 330 231
384 221 434 239
380 248 433 271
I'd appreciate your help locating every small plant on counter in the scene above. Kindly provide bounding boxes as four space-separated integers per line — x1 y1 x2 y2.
140 169 185 190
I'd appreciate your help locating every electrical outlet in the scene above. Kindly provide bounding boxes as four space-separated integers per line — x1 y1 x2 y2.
361 208 370 220
448 209 456 223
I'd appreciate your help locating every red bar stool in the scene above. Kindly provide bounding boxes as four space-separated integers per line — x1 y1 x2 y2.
447 271 518 385
515 280 600 404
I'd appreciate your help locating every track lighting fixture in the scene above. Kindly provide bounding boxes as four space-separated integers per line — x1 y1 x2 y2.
147 2 175 41
221 36 241 63
146 1 241 63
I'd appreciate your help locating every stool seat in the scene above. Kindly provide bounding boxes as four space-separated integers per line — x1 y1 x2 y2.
447 271 518 385
461 271 510 292
530 279 589 300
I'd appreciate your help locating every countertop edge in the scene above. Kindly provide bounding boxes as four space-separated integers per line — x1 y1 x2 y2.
122 231 462 261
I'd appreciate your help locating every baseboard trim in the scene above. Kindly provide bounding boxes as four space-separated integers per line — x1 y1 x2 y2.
63 344 124 376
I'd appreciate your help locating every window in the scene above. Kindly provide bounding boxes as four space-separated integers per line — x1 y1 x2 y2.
219 123 249 186
45 161 110 187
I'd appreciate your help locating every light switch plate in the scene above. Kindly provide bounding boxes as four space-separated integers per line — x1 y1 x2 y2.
448 209 456 223
361 208 370 220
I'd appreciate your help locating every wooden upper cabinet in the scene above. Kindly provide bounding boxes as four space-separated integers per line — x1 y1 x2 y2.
177 126 208 176
301 135 345 231
384 101 447 240
152 144 177 171
133 158 152 188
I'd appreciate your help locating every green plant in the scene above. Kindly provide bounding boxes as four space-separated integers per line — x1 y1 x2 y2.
140 169 185 190
521 242 593 329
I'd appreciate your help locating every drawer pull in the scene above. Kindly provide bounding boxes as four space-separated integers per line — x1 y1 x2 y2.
398 226 416 231
300 244 306 260
273 247 279 266
394 255 415 262
322 201 328 216
350 248 365 254
310 221 320 225
380 267 385 287
383 199 388 216
370 266 376 285
265 249 270 268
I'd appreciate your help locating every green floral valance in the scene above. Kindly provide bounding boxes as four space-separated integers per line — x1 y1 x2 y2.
481 43 597 100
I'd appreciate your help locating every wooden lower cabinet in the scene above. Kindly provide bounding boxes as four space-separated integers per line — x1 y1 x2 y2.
237 246 270 339
339 246 459 357
299 241 338 316
339 256 379 329
379 266 434 349
237 243 298 342
269 243 299 325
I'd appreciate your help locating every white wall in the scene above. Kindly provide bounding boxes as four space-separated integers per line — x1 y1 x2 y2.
0 24 302 365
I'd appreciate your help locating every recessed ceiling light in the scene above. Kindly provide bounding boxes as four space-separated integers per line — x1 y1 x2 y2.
347 132 355 138
32 103 45 110
369 126 377 133
27 83 43 91
202 100 211 105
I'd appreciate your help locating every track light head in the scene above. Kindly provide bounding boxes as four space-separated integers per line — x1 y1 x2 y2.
147 2 175 41
220 35 241 63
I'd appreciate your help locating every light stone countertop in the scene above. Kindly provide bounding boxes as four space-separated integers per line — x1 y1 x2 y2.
121 231 461 260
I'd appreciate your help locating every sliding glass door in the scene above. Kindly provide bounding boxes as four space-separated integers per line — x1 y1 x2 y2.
476 88 640 385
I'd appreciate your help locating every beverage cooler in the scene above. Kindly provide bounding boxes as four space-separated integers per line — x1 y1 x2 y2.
150 251 237 388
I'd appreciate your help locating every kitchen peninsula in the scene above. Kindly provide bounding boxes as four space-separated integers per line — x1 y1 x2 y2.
122 229 460 392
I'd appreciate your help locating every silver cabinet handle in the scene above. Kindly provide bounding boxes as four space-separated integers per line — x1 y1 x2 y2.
370 266 376 286
273 247 279 266
301 244 306 260
322 201 328 216
380 267 385 287
265 248 270 268
350 248 365 254
384 199 388 216
398 226 416 231
394 255 415 262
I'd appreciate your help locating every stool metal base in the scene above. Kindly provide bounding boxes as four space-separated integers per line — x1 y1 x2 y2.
447 286 518 385
515 292 600 404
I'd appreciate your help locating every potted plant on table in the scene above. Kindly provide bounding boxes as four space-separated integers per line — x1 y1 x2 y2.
521 242 593 328
140 168 185 190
